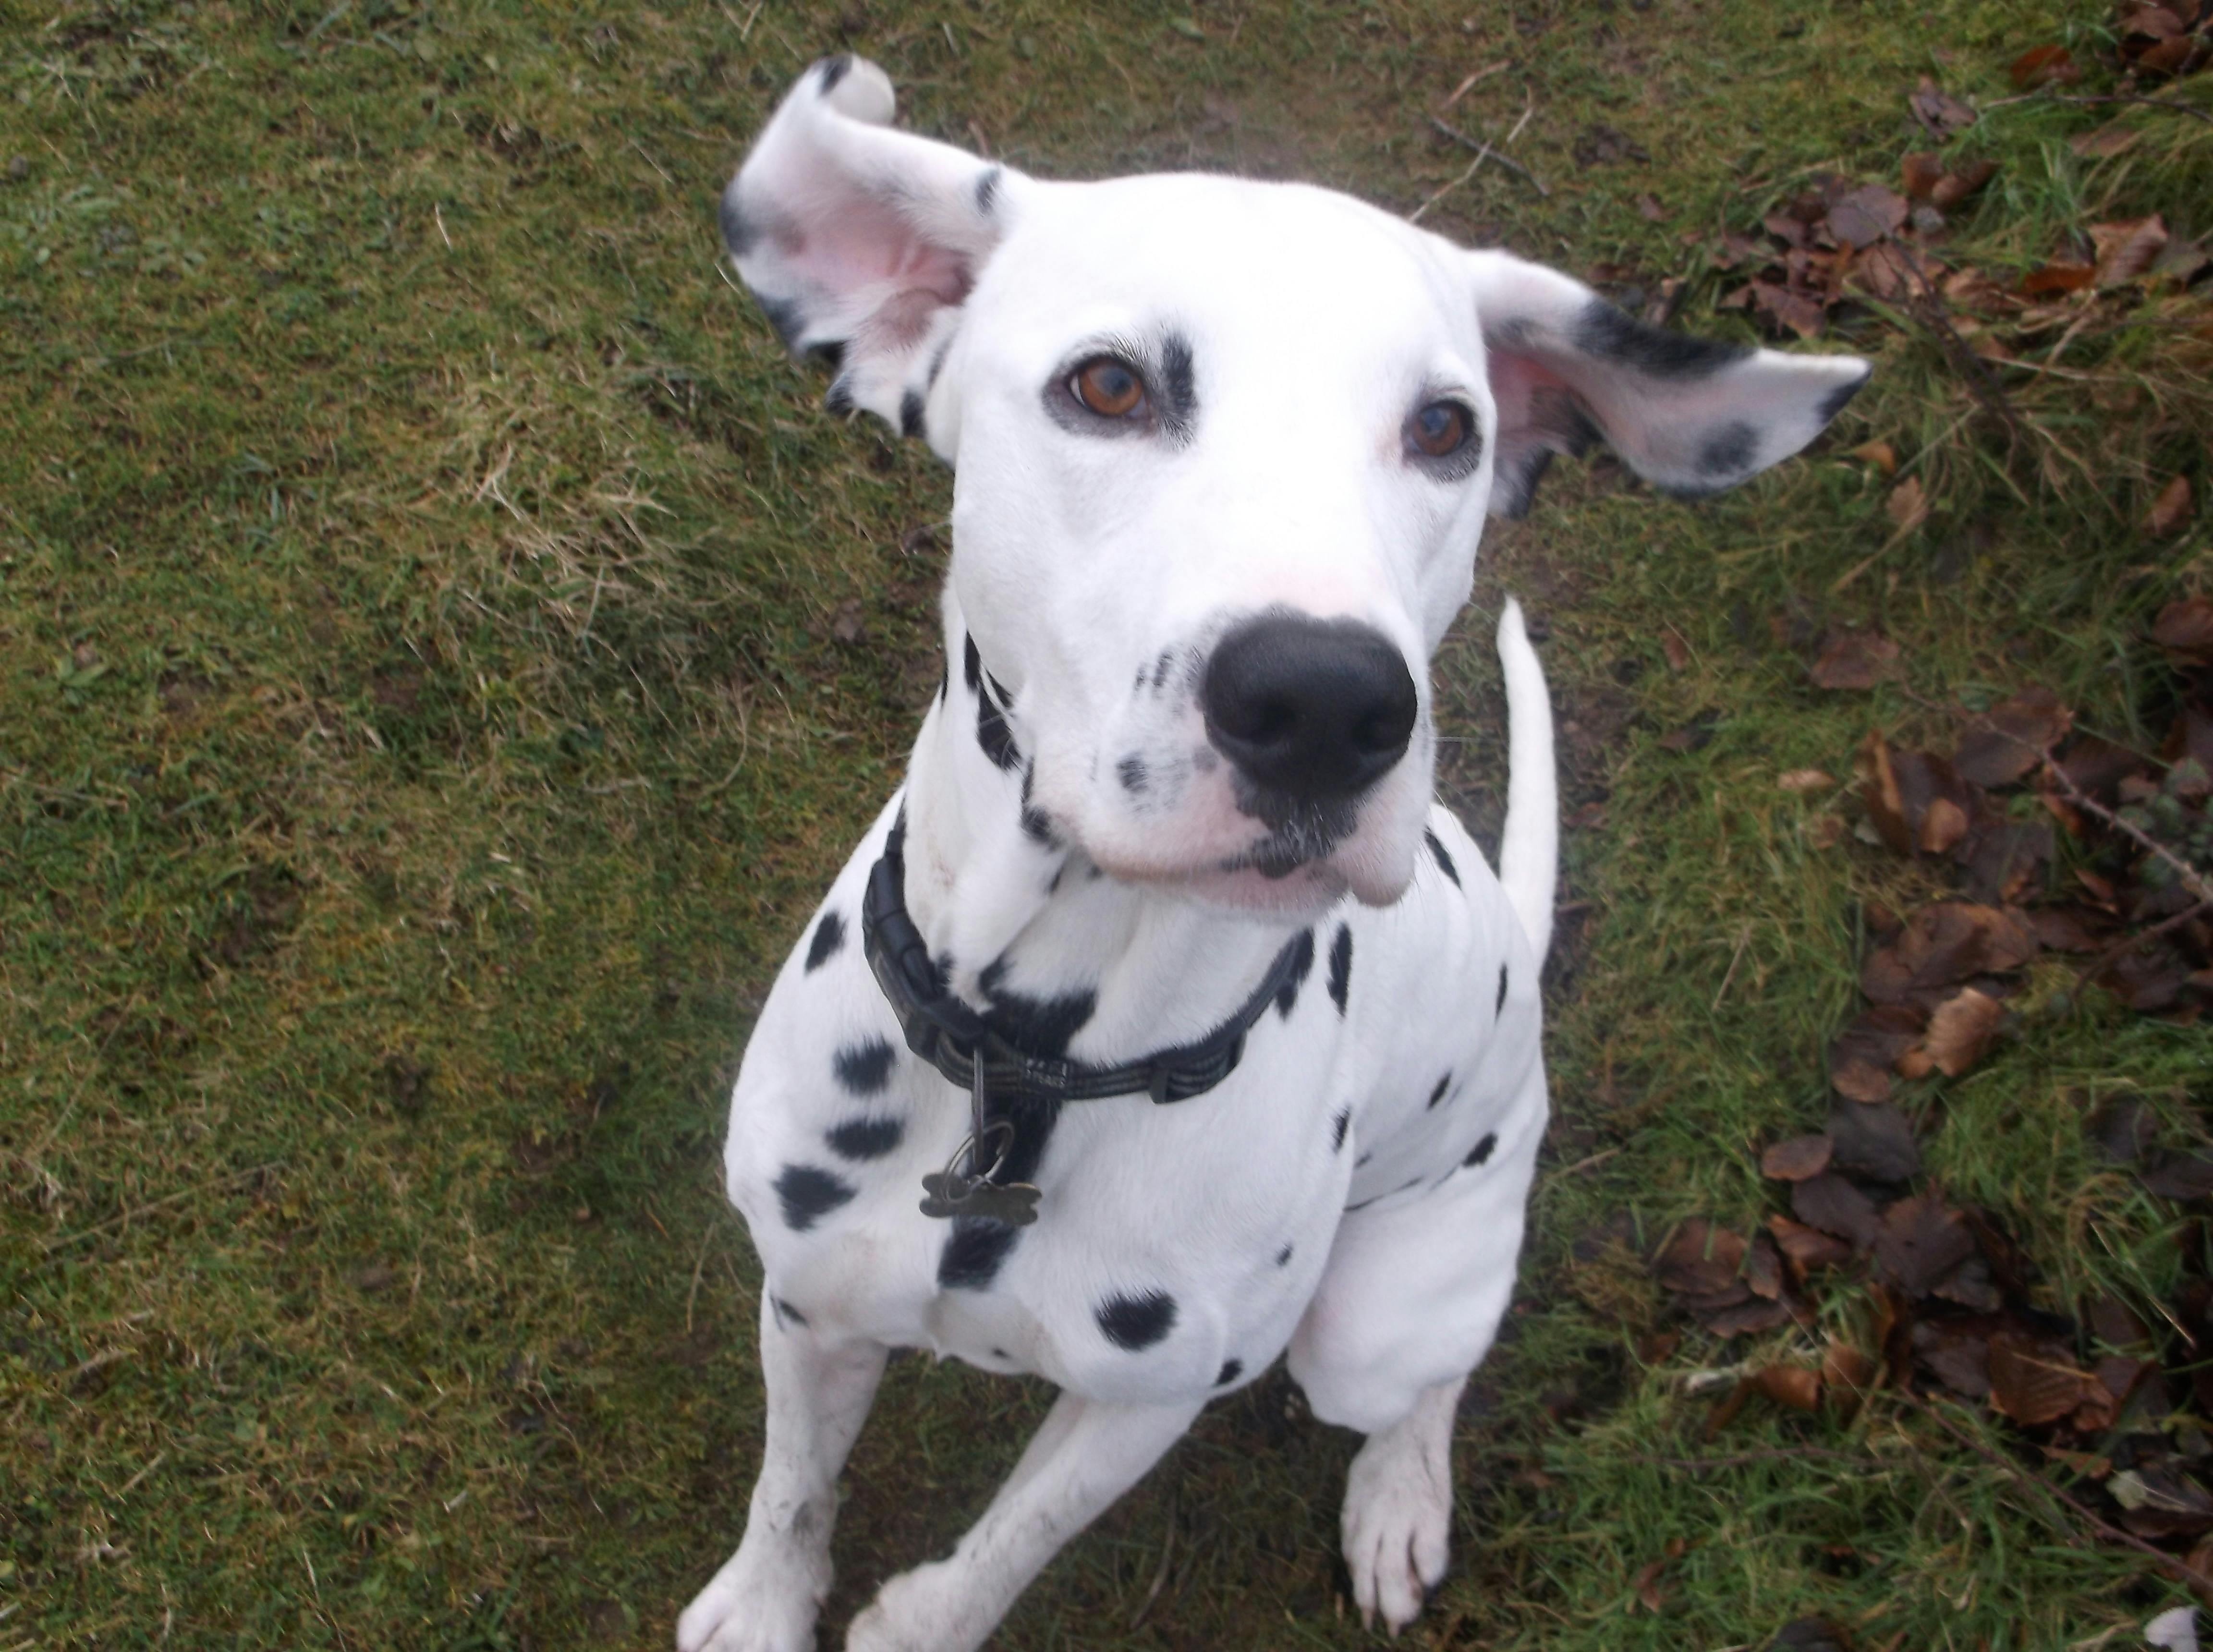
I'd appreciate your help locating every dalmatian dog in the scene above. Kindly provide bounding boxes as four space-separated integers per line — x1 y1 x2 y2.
679 57 1869 1652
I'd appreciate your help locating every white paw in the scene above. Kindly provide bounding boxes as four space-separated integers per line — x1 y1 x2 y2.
1340 1422 1454 1633
676 1541 827 1652
844 1561 982 1652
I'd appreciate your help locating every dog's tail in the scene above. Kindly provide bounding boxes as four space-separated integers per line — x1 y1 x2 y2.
1495 598 1557 967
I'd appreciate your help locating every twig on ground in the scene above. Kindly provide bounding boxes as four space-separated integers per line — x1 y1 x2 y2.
1427 114 1550 197
1441 60 1509 109
2039 744 2213 908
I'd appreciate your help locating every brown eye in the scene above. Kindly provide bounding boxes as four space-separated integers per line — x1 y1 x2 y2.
1072 357 1147 418
1409 401 1472 458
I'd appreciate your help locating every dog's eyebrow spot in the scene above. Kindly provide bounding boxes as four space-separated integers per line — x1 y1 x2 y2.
834 1037 898 1095
1697 421 1757 478
1116 755 1149 795
1496 965 1508 1017
1464 1132 1498 1168
1095 1289 1178 1351
826 1116 904 1160
974 165 1002 217
1427 1073 1452 1110
1152 651 1173 692
1424 829 1461 888
1331 1106 1350 1152
805 911 847 972
1274 929 1316 1018
771 1296 807 1328
1573 298 1751 381
900 389 925 439
939 1218 1021 1290
1275 1243 1294 1267
1215 1359 1243 1386
1327 923 1353 1015
776 1164 856 1232
1158 331 1198 443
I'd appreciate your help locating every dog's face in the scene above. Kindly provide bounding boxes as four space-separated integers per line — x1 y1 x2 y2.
726 58 1868 915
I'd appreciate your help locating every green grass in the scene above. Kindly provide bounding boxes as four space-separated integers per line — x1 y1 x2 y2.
3 0 2210 1646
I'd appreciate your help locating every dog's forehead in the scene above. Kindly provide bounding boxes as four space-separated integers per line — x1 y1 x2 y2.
979 173 1471 360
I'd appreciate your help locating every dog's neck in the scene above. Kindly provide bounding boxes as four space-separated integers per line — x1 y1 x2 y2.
897 602 1309 1066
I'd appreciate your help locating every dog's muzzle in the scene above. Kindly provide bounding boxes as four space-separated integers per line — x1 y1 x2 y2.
1201 613 1418 803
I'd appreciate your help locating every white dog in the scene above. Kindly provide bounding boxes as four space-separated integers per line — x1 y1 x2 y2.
679 57 1868 1652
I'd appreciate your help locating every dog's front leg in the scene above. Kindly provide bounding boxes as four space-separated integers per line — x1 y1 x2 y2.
677 1301 889 1652
844 1390 1204 1652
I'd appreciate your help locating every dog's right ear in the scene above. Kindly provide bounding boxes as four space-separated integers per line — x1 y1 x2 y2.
724 56 1015 443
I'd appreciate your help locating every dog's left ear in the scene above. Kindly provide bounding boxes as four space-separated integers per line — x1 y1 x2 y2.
723 56 1017 442
1467 250 1871 518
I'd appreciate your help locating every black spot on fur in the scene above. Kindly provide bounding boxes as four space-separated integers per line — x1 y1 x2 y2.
900 389 925 439
1331 1107 1350 1153
755 292 806 351
1572 300 1751 381
974 166 1002 216
824 375 855 417
826 1116 903 1160
1159 332 1197 442
1018 765 1057 845
1428 1073 1452 1111
816 54 851 93
1464 1132 1497 1168
1698 421 1757 477
771 1295 807 1328
1096 1289 1178 1351
977 972 1095 1057
834 1037 897 1095
1216 1359 1243 1386
1275 1243 1294 1267
1152 652 1173 692
776 1164 855 1232
1326 923 1352 1014
964 635 1020 770
718 191 757 258
926 333 954 392
805 911 846 972
1817 366 1872 425
1425 829 1460 887
1496 964 1508 1017
1275 929 1316 1019
1117 755 1149 795
938 1218 1021 1290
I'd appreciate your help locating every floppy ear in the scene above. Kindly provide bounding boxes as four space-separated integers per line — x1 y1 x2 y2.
1467 250 1872 518
722 56 1015 439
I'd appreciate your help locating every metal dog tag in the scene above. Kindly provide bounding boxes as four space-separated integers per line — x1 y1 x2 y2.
920 1171 1041 1226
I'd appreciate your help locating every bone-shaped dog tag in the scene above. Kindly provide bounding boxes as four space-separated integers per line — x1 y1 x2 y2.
920 1172 1041 1226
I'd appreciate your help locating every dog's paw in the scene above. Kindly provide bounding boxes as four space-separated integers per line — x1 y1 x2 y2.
844 1561 984 1652
675 1542 827 1652
1340 1414 1454 1633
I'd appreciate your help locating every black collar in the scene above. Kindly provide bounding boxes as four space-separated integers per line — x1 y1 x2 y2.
861 811 1305 1105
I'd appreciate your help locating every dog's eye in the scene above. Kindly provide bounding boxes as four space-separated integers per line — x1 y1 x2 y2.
1408 401 1474 459
1071 357 1147 419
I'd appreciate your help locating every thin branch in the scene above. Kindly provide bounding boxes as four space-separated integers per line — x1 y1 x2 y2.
2041 745 2213 908
1428 115 1549 197
2078 898 2213 989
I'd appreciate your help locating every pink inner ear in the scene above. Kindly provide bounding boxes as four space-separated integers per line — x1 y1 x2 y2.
1484 347 1571 439
780 183 973 316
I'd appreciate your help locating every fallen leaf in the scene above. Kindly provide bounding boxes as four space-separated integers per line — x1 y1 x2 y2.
1988 1330 2098 1424
1660 627 1691 671
1918 794 1969 854
2018 262 2095 297
1698 1297 1795 1337
2068 123 2142 160
1829 184 1909 248
1654 1218 1749 1296
1885 475 1930 534
1900 152 1946 201
1745 1232 1786 1299
1769 1214 1856 1271
1635 192 1666 222
1858 733 1913 855
1831 1056 1893 1104
1930 159 1997 209
1921 986 2004 1076
1750 1364 1823 1411
1812 628 1903 691
2146 475 2194 537
1792 1172 1881 1248
1630 1557 1669 1613
2141 1151 2213 1201
2152 596 2213 667
1779 767 1837 793
1875 1194 1978 1295
2008 44 2081 88
1828 1100 1922 1181
1909 77 1978 140
1914 1317 1993 1397
2091 215 2170 286
1848 439 1898 474
1747 279 1828 339
1822 1339 1877 1401
1955 686 2070 786
1762 1133 1836 1181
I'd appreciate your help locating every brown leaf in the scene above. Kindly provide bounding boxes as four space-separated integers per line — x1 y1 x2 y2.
1762 1133 1836 1181
1873 903 2037 1004
2151 596 2213 668
1635 192 1666 222
1747 279 1828 339
2008 44 2081 88
1744 1232 1786 1299
1792 1172 1880 1249
1750 1364 1824 1412
1779 767 1837 793
2146 475 2194 538
1909 77 1978 140
2028 905 2107 953
2091 215 2170 287
2068 123 2143 160
1920 986 2004 1077
1659 626 1691 671
1988 1331 2098 1425
1913 1317 1994 1397
1858 732 1913 856
1812 628 1902 691
1848 439 1897 474
1875 1194 1978 1295
1831 1057 1893 1104
1960 821 2053 906
1929 159 1997 210
1631 1558 1669 1614
1829 184 1909 248
2019 262 2095 297
1954 686 2070 787
1654 1218 1749 1296
1885 476 1930 534
1698 1297 1795 1337
1918 794 1969 855
1827 1100 1922 1181
1769 1214 1856 1272
1900 152 1946 202
1822 1339 1877 1400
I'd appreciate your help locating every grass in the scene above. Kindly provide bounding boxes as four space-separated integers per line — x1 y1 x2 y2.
2 0 2210 1646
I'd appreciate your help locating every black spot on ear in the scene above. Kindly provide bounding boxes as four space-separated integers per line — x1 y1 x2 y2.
962 632 981 690
1496 965 1508 1017
974 165 1002 217
1275 1243 1294 1267
805 911 846 972
1096 1289 1178 1351
776 1164 855 1231
834 1037 897 1095
1331 1107 1350 1153
1427 1073 1452 1111
1493 448 1554 519
1327 924 1353 1015
825 374 855 417
719 192 758 259
1464 1132 1497 1168
1117 755 1149 795
1697 421 1757 478
756 293 806 351
772 1296 807 1327
1817 366 1872 424
1424 829 1460 888
826 1116 903 1160
939 1218 1021 1290
1215 1359 1243 1386
1159 332 1197 442
1572 299 1751 381
1275 929 1316 1018
817 54 852 93
900 389 925 439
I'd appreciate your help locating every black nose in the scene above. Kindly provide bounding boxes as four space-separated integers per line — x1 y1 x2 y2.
1201 614 1419 800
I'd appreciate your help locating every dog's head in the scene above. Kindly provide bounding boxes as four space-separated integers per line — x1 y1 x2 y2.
726 58 1868 916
